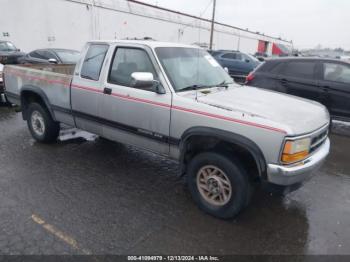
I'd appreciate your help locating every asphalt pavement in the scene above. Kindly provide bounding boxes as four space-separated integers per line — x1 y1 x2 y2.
0 106 349 255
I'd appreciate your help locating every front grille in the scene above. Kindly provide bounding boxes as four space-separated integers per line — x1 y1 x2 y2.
310 128 328 153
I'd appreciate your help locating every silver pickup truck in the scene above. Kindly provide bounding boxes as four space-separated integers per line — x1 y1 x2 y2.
4 40 330 219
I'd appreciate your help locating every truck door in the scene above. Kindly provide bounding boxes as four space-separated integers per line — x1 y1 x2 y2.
319 62 350 119
70 43 109 135
100 45 172 155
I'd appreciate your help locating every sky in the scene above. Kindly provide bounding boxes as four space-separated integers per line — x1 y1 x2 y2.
140 0 350 50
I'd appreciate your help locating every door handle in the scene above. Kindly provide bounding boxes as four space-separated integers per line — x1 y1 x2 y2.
103 87 112 95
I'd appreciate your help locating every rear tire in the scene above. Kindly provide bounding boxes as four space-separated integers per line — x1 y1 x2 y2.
27 103 60 143
187 152 253 219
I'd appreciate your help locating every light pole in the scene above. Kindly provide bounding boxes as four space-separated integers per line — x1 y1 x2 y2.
209 0 216 50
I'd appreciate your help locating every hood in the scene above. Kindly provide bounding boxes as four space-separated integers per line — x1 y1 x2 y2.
195 86 329 135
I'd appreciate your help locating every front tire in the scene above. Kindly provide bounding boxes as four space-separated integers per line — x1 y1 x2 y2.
187 152 252 219
27 103 60 143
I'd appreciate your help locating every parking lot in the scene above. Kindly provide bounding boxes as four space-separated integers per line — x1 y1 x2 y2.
0 105 349 255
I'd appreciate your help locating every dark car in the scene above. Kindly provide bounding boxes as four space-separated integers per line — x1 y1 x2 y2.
19 48 80 64
0 40 25 64
211 50 260 81
246 57 350 121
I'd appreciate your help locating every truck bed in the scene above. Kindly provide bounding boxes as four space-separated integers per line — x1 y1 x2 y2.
5 63 75 77
4 64 75 118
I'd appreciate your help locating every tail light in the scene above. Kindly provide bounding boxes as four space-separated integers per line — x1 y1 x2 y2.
246 72 255 83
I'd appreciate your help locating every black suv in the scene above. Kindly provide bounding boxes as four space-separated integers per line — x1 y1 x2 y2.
246 58 350 121
0 41 25 64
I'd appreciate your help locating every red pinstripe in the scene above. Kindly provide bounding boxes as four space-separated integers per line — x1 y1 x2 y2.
5 70 287 134
172 106 287 134
110 92 170 108
71 84 103 93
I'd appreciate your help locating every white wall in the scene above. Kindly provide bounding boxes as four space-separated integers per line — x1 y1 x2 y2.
0 0 292 54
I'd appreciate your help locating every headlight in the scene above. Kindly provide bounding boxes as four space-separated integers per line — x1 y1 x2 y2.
281 137 311 164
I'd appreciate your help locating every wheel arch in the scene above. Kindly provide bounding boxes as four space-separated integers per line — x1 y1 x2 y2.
179 127 267 180
20 85 55 121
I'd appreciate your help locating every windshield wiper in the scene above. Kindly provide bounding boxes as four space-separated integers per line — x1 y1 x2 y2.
178 85 211 92
178 81 234 92
215 80 234 88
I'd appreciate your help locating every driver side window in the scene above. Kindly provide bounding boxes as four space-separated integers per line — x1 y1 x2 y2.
108 47 157 91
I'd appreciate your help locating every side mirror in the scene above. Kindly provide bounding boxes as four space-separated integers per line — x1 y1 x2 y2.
245 59 250 63
17 49 21 52
48 58 58 64
131 72 165 94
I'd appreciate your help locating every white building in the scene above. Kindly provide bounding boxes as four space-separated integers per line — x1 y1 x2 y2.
0 0 292 54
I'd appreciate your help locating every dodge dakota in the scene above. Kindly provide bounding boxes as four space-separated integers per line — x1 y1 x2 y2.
4 40 330 218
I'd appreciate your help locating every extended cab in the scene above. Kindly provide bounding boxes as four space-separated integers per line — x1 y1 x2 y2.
4 41 330 219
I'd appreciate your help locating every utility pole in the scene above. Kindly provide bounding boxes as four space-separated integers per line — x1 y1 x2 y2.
209 0 216 50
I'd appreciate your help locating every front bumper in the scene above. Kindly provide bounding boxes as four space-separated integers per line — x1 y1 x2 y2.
267 138 330 186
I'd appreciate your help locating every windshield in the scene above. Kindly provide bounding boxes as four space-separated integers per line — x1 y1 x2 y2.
55 50 80 64
155 47 233 92
0 41 17 52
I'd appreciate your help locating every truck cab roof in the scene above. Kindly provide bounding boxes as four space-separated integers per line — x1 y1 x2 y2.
87 40 200 49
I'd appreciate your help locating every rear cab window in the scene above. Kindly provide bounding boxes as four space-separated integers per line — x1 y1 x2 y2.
81 44 109 81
